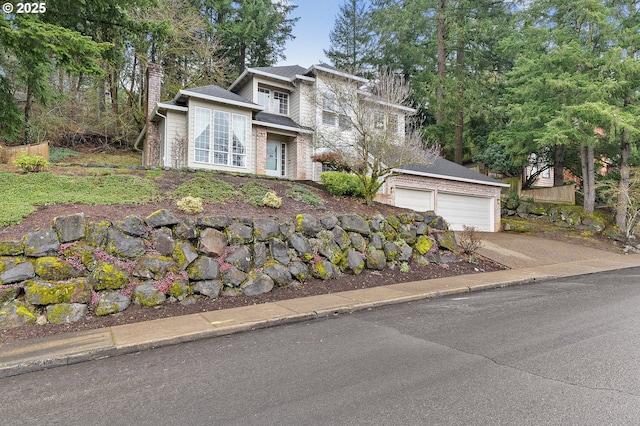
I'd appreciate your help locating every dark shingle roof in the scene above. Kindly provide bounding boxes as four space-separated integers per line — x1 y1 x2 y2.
183 85 260 108
254 112 311 131
252 65 307 80
398 156 506 186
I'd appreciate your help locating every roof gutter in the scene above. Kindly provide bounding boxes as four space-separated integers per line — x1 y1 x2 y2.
393 168 511 188
179 89 264 111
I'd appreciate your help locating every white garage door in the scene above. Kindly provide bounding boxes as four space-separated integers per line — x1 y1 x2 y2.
395 188 434 212
437 192 493 232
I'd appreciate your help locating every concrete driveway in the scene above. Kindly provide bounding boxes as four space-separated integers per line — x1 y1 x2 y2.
476 232 623 269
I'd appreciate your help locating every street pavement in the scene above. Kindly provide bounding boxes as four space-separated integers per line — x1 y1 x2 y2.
2 232 639 378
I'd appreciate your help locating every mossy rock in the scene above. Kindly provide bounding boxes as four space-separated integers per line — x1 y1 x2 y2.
502 220 537 233
133 283 166 307
0 302 37 329
90 262 130 291
312 259 336 280
414 235 435 255
0 240 24 256
167 279 193 300
0 285 20 305
62 242 98 271
85 221 111 248
385 215 401 230
46 303 87 324
35 256 85 281
24 280 76 305
365 249 386 271
434 231 457 251
94 291 131 316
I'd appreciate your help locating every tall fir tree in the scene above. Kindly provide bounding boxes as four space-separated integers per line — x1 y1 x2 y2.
324 0 374 76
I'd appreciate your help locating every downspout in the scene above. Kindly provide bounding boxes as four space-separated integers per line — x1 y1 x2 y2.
155 111 167 167
133 124 146 152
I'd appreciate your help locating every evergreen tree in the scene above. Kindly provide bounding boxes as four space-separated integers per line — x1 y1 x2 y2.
369 0 514 164
0 15 107 143
324 0 374 76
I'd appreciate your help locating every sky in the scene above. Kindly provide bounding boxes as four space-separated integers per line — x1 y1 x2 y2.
276 1 343 67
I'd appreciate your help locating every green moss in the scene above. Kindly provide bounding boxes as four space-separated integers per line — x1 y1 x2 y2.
15 304 37 321
313 260 328 279
24 281 75 305
168 281 192 299
91 262 129 290
415 236 434 255
35 257 80 281
172 245 191 269
296 214 304 233
0 241 24 256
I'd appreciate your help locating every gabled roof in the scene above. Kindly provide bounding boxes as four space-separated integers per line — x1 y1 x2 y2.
396 156 510 188
253 112 313 134
172 84 263 110
252 65 307 80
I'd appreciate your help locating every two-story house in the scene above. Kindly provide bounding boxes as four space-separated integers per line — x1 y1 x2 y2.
143 63 508 232
143 63 407 181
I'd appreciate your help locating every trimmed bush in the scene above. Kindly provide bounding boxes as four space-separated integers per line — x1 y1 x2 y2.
14 153 49 173
320 171 365 198
176 196 204 214
262 191 282 208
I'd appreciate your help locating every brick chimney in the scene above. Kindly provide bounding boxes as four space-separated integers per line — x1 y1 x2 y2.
144 63 163 166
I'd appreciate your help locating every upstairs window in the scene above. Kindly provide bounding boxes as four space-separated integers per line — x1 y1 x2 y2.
387 114 398 134
258 87 289 115
322 93 337 126
258 88 270 111
273 91 289 115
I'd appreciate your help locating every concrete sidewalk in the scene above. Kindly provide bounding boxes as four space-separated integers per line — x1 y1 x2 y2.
2 233 640 378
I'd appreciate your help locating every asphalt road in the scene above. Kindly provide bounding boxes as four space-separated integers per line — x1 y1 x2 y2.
3 268 640 425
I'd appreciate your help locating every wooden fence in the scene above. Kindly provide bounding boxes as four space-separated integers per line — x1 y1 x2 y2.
0 142 50 163
520 183 576 205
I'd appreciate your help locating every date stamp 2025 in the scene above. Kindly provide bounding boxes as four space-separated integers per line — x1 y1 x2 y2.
3 2 47 14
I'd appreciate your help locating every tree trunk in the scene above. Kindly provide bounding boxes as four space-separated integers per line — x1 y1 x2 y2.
109 71 118 114
436 0 446 134
239 42 247 74
454 48 464 164
581 144 595 215
616 131 630 232
24 85 33 144
553 145 565 187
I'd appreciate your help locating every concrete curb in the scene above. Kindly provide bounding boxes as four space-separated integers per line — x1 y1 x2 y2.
2 258 640 379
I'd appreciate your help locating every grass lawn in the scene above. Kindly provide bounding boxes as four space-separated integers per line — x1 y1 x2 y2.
0 171 158 226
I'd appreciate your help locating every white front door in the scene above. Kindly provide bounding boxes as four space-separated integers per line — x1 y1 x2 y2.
266 141 284 177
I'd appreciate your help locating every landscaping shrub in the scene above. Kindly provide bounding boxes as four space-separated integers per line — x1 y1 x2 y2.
262 191 282 208
176 196 204 214
49 147 79 163
457 225 483 255
285 185 323 206
320 171 365 198
174 174 237 203
13 153 49 172
241 181 271 206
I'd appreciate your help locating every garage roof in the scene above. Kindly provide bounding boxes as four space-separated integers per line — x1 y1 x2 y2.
396 156 510 188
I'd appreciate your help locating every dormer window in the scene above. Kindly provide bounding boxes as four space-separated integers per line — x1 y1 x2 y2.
258 87 289 115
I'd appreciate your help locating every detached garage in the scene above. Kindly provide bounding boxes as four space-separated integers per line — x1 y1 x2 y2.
376 157 509 232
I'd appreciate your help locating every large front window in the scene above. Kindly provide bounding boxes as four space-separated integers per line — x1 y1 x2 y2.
194 107 246 167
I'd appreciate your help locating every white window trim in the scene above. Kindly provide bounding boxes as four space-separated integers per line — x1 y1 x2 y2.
258 86 289 115
193 107 247 169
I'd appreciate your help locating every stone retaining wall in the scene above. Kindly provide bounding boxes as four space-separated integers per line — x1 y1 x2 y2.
0 210 458 329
